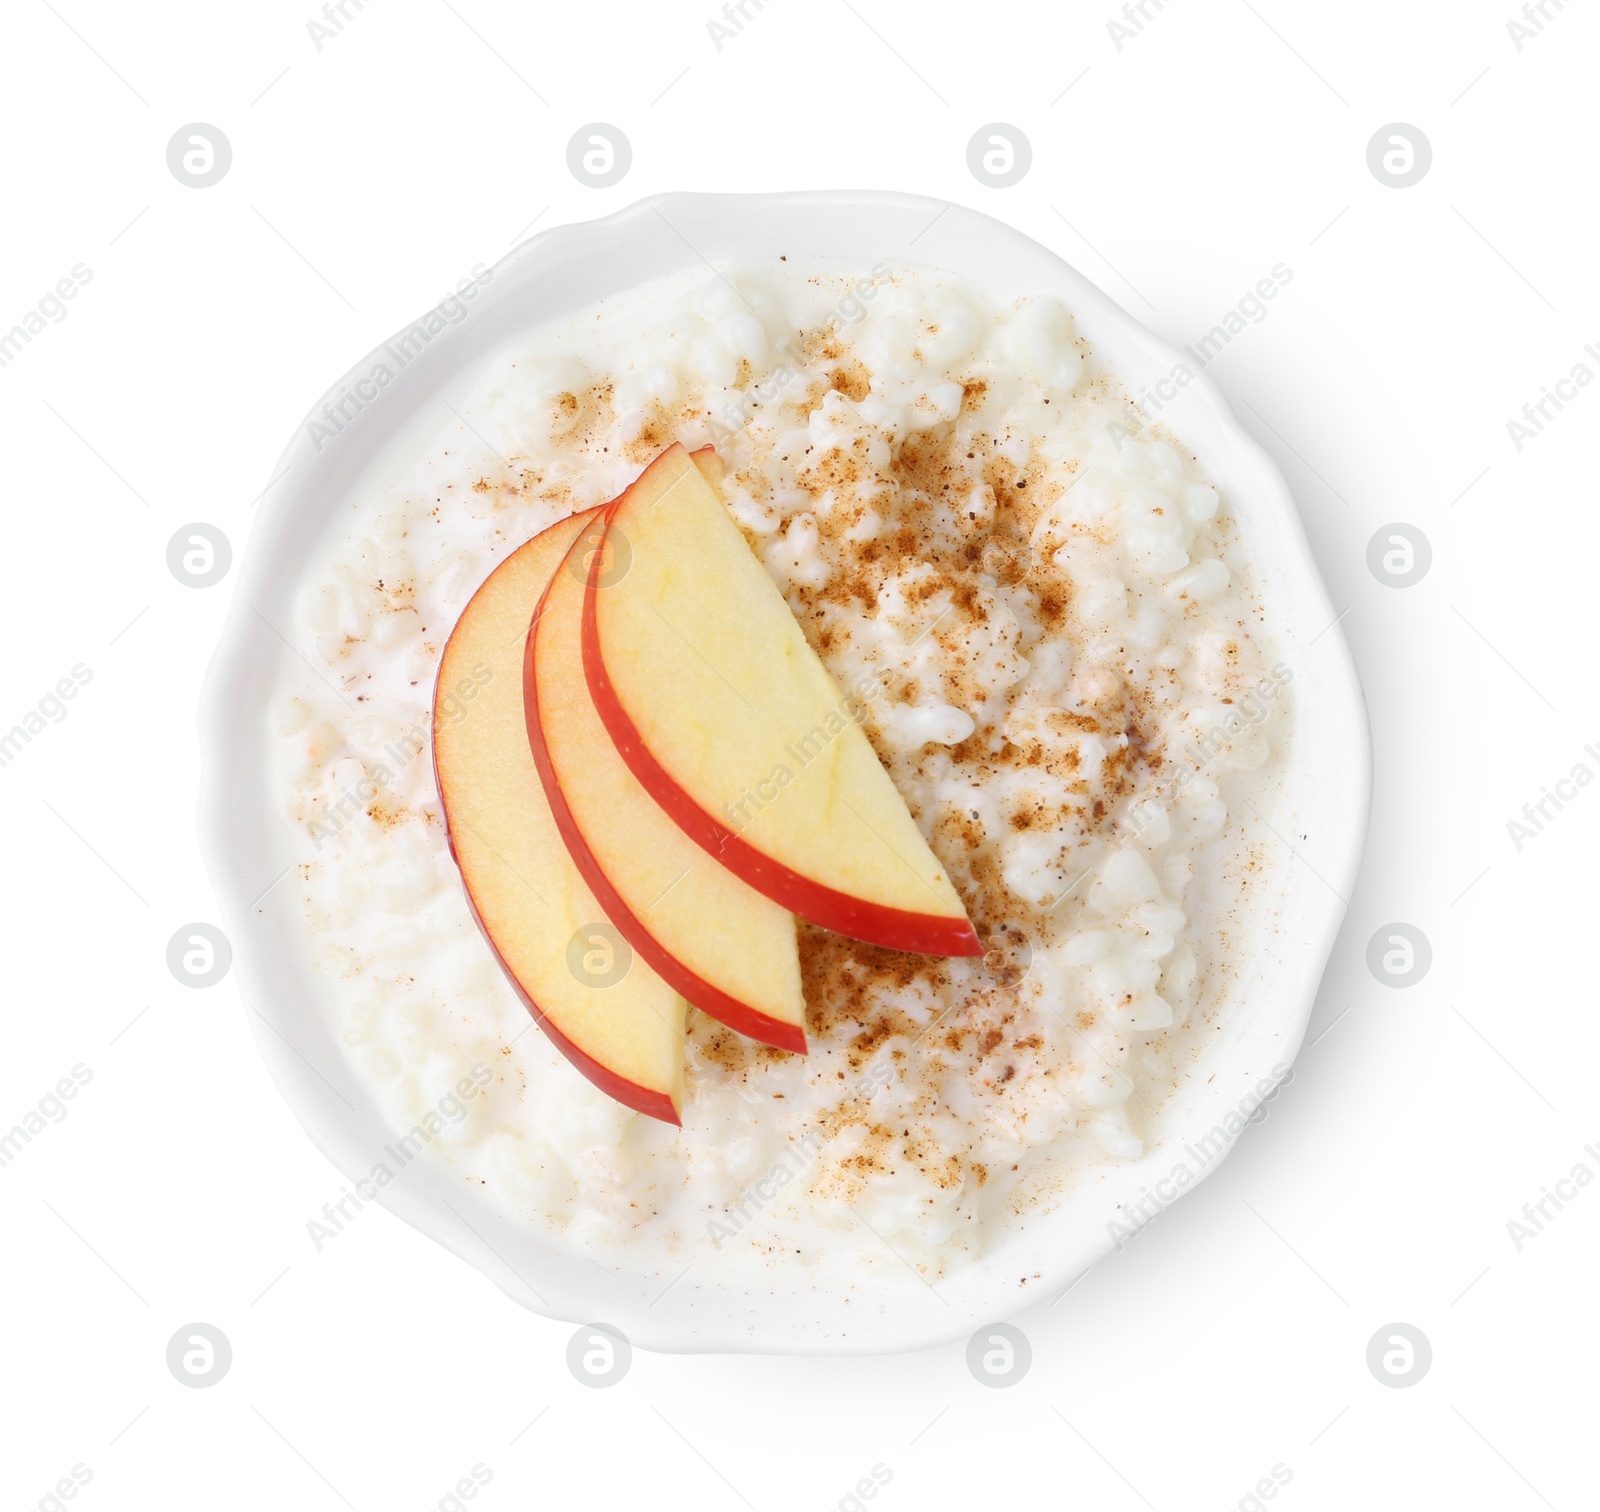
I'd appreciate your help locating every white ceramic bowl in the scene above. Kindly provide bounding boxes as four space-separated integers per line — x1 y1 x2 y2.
198 190 1369 1354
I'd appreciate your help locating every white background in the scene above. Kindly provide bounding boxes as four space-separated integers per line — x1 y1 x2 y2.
1 0 1594 1508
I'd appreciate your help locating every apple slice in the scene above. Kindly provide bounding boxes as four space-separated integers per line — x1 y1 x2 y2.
583 443 983 957
434 510 686 1123
526 516 808 1053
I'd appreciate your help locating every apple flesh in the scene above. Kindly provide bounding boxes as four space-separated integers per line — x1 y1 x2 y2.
433 510 686 1123
525 512 808 1053
583 444 982 958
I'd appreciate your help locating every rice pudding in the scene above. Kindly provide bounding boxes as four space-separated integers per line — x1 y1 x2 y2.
271 259 1292 1282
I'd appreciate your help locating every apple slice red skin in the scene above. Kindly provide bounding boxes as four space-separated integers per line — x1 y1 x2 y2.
432 513 682 1127
581 502 985 960
524 515 808 1055
440 828 681 1125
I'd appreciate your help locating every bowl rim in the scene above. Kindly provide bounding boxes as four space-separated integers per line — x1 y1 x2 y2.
197 187 1371 1355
